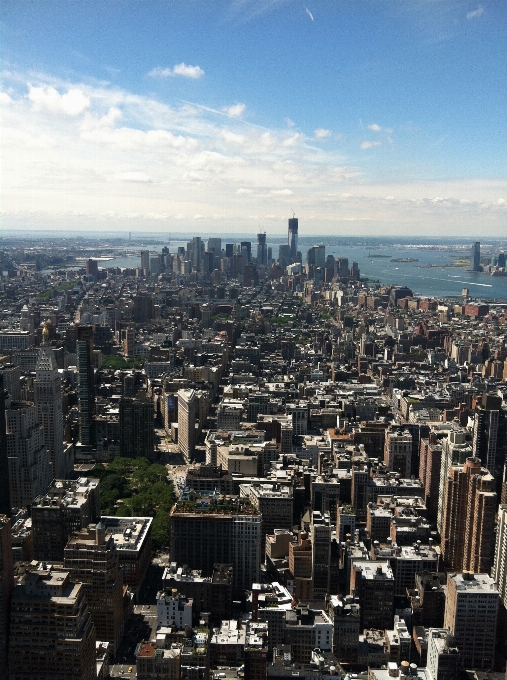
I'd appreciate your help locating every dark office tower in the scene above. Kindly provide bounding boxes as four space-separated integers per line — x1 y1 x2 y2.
192 236 202 271
257 232 267 266
0 515 13 679
225 243 234 258
133 293 154 322
85 258 99 279
311 512 331 600
470 241 480 271
0 374 9 515
207 237 222 256
76 326 95 446
278 244 291 269
267 246 272 262
241 241 251 263
498 252 506 269
472 392 502 474
288 216 298 261
34 323 68 479
119 392 155 460
140 249 150 274
202 250 214 274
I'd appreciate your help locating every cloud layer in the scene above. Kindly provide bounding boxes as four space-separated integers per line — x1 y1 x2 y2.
1 71 505 236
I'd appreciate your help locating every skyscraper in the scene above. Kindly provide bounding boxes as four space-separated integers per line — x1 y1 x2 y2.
170 497 261 590
472 392 502 474
76 326 95 446
0 515 13 679
178 388 197 462
288 216 298 262
0 373 10 515
492 503 507 649
119 392 155 460
34 322 69 478
140 249 150 274
470 241 480 271
9 565 97 680
440 457 496 573
6 400 53 509
64 523 126 655
256 232 267 266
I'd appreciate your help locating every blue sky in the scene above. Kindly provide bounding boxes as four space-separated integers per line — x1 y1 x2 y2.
1 0 506 236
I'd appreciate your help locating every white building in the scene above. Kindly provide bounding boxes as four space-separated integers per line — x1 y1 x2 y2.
157 590 193 629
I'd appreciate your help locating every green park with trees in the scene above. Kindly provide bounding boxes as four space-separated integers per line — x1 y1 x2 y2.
85 457 174 553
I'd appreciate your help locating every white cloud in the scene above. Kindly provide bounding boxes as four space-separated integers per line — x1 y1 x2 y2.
28 85 90 116
237 188 254 194
193 214 203 219
221 130 246 145
305 7 314 21
270 189 293 196
368 123 382 132
0 92 13 105
223 103 246 118
361 140 382 149
114 172 153 183
285 118 295 127
314 128 331 139
467 6 484 19
282 133 303 147
148 63 205 79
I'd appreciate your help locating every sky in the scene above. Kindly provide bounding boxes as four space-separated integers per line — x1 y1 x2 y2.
1 0 506 237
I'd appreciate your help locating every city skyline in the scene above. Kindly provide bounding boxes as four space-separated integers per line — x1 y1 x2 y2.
1 1 506 237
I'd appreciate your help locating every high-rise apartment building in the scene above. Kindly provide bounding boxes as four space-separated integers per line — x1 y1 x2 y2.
8 565 97 680
0 374 10 515
441 457 496 573
64 523 126 655
170 497 261 590
6 399 53 509
0 515 13 678
470 241 481 271
76 326 95 446
437 428 472 534
288 216 298 261
140 249 150 274
492 503 507 648
34 322 70 478
119 392 155 460
419 434 442 521
472 392 502 474
443 572 498 669
178 388 197 462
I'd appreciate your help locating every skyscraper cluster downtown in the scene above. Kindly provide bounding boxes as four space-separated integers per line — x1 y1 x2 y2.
0 217 507 679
